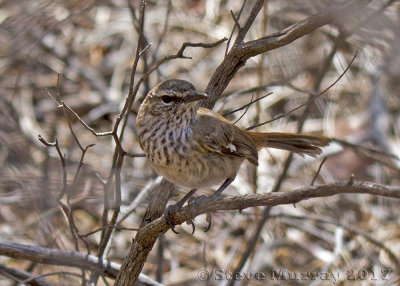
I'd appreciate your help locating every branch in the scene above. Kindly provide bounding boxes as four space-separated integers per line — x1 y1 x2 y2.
233 0 264 45
112 180 400 283
240 0 371 57
0 242 118 277
118 178 400 284
150 180 400 233
0 242 162 286
202 0 372 109
0 263 53 286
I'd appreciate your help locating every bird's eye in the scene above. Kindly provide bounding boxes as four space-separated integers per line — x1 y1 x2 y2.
161 95 172 104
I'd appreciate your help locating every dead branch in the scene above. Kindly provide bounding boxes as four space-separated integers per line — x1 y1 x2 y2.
116 179 400 283
155 180 400 232
116 179 398 284
0 263 54 286
0 242 162 286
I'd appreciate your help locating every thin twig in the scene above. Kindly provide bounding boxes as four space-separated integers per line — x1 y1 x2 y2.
225 0 247 57
37 135 83 254
272 213 400 271
97 153 124 259
223 92 272 116
333 138 400 161
97 0 148 265
232 93 254 125
80 226 138 238
230 10 241 30
55 75 84 152
153 0 172 57
311 157 328 186
37 136 67 199
234 0 264 45
246 52 358 130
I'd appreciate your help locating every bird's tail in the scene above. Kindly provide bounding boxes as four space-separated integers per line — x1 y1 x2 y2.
247 132 331 157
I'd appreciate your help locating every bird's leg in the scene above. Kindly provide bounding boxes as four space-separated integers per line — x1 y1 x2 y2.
187 177 234 205
203 178 235 232
164 189 197 234
167 178 235 233
176 189 198 208
213 177 234 196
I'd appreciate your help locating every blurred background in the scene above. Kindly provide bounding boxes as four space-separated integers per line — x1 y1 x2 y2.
1 0 400 285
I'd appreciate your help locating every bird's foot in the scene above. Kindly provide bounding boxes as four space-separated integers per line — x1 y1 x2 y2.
187 194 207 205
164 204 181 234
205 213 212 232
164 189 197 234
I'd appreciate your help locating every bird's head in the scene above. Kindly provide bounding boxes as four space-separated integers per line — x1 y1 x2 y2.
139 79 208 118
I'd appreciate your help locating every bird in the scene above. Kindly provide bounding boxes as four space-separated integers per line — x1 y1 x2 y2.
136 79 330 230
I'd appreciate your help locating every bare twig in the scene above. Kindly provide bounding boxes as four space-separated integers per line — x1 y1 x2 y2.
225 0 247 57
37 136 67 198
246 52 358 130
311 157 328 186
97 153 124 258
232 93 254 125
233 0 264 45
38 135 83 253
80 226 138 238
333 138 400 162
230 10 241 31
41 82 95 257
96 1 148 271
272 213 400 271
117 178 400 284
170 38 229 60
223 92 273 116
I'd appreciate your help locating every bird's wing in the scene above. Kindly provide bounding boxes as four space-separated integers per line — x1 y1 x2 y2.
192 108 259 165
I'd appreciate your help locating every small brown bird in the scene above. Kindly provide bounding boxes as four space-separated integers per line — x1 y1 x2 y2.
136 79 330 198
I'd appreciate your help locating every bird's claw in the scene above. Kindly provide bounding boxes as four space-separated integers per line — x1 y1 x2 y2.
164 203 197 235
167 194 214 233
188 195 213 232
204 213 212 232
186 219 196 234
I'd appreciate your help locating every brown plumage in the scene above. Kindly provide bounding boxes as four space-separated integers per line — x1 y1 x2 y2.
136 79 330 192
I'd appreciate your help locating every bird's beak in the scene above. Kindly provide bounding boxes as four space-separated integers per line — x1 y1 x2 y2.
184 92 208 103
